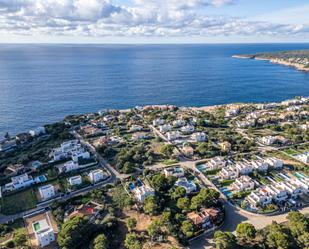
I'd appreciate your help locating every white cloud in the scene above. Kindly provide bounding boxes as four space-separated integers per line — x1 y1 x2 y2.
0 0 308 40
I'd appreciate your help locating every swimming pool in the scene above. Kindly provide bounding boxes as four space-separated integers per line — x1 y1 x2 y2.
220 187 233 197
294 172 307 179
196 164 207 172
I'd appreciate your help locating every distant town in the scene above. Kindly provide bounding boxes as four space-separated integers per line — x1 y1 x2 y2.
0 96 309 249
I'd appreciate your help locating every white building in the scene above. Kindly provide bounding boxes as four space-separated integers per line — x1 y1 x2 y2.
231 176 255 191
191 132 206 142
29 126 46 137
71 150 90 163
159 124 172 133
39 184 55 200
132 185 155 202
260 136 276 145
264 157 283 169
250 159 268 172
206 157 226 170
175 178 197 194
164 167 185 178
68 175 82 186
292 176 309 194
132 132 148 140
297 152 309 164
152 118 165 126
88 169 105 183
265 185 288 203
225 108 240 117
277 181 302 199
5 173 35 191
32 218 56 247
58 160 79 173
173 119 186 127
180 125 195 134
130 125 143 132
167 131 180 141
219 166 239 180
246 188 272 207
235 162 253 175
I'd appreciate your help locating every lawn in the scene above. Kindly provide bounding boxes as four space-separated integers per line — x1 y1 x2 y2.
1 189 37 215
219 179 235 187
283 148 299 155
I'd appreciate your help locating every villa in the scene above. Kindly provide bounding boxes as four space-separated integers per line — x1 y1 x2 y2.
265 185 288 203
159 124 172 133
175 178 197 194
132 185 155 202
207 156 226 170
180 125 195 134
260 136 276 145
250 159 269 172
277 181 302 198
219 166 239 180
264 157 283 169
246 188 273 207
88 169 105 183
39 184 55 200
29 126 46 137
187 208 220 229
31 214 56 248
68 175 82 186
167 131 180 141
235 162 253 175
173 119 186 127
231 175 255 192
297 152 309 164
129 125 143 132
191 132 206 142
4 173 35 191
51 140 90 162
182 145 194 157
132 132 148 140
57 160 79 173
164 167 185 178
152 118 165 126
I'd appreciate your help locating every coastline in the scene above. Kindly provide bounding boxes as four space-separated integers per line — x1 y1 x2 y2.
233 54 309 72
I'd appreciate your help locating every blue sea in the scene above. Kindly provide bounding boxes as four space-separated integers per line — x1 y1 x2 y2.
0 43 309 135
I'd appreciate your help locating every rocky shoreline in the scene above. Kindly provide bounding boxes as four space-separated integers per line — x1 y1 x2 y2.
233 52 309 72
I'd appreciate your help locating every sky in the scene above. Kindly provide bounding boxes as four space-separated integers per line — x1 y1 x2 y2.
0 0 309 43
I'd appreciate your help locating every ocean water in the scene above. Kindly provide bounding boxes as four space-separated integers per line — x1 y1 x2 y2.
0 43 309 135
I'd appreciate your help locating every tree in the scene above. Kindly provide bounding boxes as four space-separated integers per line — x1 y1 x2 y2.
124 233 142 249
144 195 157 215
125 218 137 232
160 144 175 158
13 228 28 247
181 220 194 238
151 174 169 192
171 186 186 200
287 211 308 238
92 234 108 249
236 223 256 242
177 197 190 211
214 231 237 249
147 219 163 241
297 232 309 249
58 216 94 249
264 222 292 249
